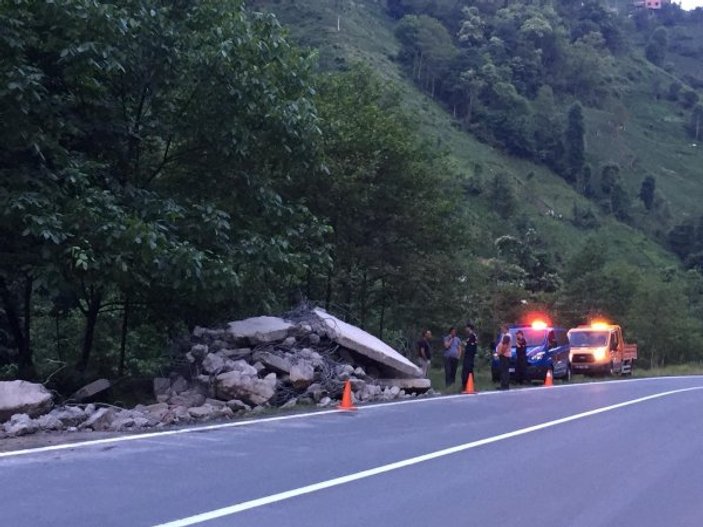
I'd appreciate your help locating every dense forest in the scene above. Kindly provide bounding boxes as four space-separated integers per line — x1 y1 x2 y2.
2 0 703 394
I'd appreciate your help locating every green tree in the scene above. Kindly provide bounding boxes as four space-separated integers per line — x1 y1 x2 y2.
0 0 325 376
565 102 586 183
488 173 518 219
639 176 656 211
311 67 463 335
645 26 668 66
688 104 703 141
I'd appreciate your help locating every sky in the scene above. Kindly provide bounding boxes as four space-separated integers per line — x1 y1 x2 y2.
679 0 703 10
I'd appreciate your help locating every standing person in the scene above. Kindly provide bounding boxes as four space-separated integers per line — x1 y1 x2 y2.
515 330 528 385
417 329 432 377
499 324 512 347
496 334 512 390
461 323 478 388
443 327 461 387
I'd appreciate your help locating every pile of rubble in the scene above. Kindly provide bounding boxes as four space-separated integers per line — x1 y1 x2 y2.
1 307 432 438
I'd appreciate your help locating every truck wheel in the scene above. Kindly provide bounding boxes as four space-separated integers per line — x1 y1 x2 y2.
563 363 572 382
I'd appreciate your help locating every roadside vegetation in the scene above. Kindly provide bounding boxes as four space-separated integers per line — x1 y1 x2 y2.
2 0 703 397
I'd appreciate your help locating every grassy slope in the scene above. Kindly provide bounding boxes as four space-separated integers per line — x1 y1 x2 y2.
253 0 679 270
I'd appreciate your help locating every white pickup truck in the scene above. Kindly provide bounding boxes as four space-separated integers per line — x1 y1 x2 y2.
567 323 637 376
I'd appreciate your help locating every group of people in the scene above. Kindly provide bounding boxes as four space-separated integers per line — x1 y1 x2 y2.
416 323 531 390
416 323 478 389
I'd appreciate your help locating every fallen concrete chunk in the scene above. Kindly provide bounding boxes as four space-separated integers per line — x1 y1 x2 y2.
48 406 86 427
169 390 205 408
215 371 276 406
253 351 292 374
226 399 251 413
153 378 171 399
4 413 39 437
290 362 315 389
170 375 189 394
313 308 422 379
188 405 216 419
70 378 111 402
80 407 115 431
227 316 294 344
37 413 64 431
202 353 226 375
375 378 431 392
0 381 53 421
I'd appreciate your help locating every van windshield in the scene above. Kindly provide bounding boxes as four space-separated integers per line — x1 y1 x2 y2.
509 328 546 347
569 331 608 347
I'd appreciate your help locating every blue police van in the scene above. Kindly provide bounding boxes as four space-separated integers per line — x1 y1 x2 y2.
491 323 572 383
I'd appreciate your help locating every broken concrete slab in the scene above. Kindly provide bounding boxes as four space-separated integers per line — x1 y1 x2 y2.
313 308 422 379
227 316 294 345
70 378 111 402
375 378 431 392
0 380 53 422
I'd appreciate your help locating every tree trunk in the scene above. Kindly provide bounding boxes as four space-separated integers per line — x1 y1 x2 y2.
0 275 35 379
55 311 62 361
325 267 333 311
378 279 386 340
119 297 130 377
78 290 102 374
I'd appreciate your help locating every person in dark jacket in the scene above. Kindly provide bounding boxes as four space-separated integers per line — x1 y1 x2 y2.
417 329 432 377
461 323 478 387
515 329 528 385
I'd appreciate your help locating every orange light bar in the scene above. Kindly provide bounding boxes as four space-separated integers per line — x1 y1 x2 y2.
532 320 548 330
591 321 609 330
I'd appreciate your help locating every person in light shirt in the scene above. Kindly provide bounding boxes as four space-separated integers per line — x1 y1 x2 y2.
496 334 512 390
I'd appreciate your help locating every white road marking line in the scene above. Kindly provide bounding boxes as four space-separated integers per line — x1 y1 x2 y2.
153 386 703 527
1 375 701 459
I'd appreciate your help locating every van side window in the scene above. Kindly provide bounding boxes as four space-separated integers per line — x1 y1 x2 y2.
557 330 569 346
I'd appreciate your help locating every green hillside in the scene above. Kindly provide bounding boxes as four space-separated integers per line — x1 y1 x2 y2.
251 0 703 366
253 0 683 262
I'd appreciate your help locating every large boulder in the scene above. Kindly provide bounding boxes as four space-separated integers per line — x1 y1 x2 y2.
227 316 294 345
0 381 53 422
215 371 276 406
313 308 422 378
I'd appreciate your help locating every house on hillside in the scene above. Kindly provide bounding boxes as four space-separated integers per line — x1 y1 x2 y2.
633 0 669 9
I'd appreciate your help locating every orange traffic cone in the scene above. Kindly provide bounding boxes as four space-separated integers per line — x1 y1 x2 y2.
544 369 553 387
337 380 357 411
462 372 477 395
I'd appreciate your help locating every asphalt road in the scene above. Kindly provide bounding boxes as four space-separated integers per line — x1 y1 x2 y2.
2 376 702 527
